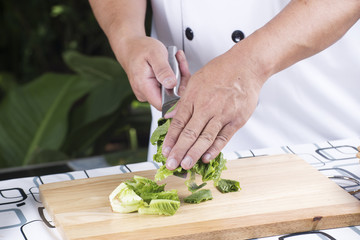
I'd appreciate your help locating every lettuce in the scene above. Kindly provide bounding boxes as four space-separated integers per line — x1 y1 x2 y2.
109 182 144 213
109 175 180 216
151 118 228 189
138 199 180 216
216 179 241 193
184 189 213 204
154 165 185 182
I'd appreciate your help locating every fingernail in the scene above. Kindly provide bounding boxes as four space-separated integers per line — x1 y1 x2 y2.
166 158 178 170
162 146 171 157
181 156 193 169
163 77 175 88
203 153 212 163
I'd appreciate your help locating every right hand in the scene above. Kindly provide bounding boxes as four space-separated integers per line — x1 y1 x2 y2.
114 36 188 110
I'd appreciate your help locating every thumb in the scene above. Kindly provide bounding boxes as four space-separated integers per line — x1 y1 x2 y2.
149 50 177 89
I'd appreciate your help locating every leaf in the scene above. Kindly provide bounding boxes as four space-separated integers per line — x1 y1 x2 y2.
150 118 170 146
111 176 180 216
0 73 95 167
154 165 184 182
63 50 126 82
29 149 69 165
185 169 207 193
216 179 241 193
184 189 213 204
138 199 180 216
62 51 133 154
193 152 227 185
109 182 144 213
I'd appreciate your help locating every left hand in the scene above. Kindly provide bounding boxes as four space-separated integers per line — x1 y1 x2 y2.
162 47 266 170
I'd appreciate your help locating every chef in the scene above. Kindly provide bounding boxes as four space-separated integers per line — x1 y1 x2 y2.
89 0 360 169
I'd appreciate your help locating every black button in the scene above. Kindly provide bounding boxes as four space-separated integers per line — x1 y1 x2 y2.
185 27 194 41
231 30 245 43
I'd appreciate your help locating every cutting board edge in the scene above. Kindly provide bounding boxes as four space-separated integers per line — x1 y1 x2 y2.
60 202 360 240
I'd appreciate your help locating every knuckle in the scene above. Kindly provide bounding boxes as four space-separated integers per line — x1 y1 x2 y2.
207 145 221 156
171 118 186 130
156 66 172 81
199 131 216 144
182 127 198 141
215 134 229 144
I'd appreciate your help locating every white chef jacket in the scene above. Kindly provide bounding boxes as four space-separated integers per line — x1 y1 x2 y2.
147 0 360 161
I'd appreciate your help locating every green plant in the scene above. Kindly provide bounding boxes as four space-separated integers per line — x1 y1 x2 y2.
0 51 150 168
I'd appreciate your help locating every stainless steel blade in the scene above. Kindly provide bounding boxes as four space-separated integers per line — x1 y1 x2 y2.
161 46 181 117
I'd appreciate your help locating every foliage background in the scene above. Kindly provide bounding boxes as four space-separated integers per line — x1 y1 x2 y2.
0 0 153 169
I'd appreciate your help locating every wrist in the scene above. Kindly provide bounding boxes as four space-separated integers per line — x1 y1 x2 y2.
228 31 274 90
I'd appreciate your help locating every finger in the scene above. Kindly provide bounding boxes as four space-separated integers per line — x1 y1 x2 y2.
165 111 210 170
180 118 223 169
176 50 191 96
162 103 193 169
202 122 237 163
148 48 177 89
164 104 177 119
141 77 162 110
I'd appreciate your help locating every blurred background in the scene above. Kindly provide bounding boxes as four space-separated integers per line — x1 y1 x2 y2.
0 0 153 179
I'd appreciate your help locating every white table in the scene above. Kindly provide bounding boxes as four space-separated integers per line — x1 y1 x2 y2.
1 137 359 240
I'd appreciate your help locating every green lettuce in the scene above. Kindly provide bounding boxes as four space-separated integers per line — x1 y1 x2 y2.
184 189 213 204
151 118 228 188
216 179 241 193
155 165 185 182
150 117 241 206
109 175 180 216
138 199 180 216
109 182 144 213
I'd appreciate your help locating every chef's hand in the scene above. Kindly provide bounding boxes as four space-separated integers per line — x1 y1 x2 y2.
162 47 267 170
115 36 183 110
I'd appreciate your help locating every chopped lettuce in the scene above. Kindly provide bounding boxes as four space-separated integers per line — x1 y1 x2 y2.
109 182 144 213
138 199 180 216
216 179 241 193
185 169 207 193
155 165 185 182
151 118 228 187
109 176 180 216
139 189 179 204
184 189 213 204
192 152 227 186
125 175 166 199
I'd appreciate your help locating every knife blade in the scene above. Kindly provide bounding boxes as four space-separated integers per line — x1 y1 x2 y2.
161 46 181 117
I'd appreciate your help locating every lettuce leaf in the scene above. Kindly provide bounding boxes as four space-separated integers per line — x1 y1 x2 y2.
216 179 241 193
138 199 180 216
109 182 144 213
155 165 185 182
184 189 213 204
110 175 180 216
139 189 179 204
125 175 165 197
151 118 228 186
192 153 227 186
185 169 207 192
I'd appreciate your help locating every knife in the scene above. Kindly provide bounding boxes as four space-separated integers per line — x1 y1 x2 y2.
161 46 181 117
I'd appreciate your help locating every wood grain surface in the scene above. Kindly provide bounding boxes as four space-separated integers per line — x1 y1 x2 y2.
40 154 360 240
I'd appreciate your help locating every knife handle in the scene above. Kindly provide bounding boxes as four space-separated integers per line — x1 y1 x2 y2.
161 46 181 116
167 46 181 97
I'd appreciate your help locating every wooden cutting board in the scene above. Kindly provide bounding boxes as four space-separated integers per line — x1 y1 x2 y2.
40 154 360 240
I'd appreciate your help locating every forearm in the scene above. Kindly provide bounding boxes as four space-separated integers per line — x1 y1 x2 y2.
89 0 147 51
231 0 360 82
